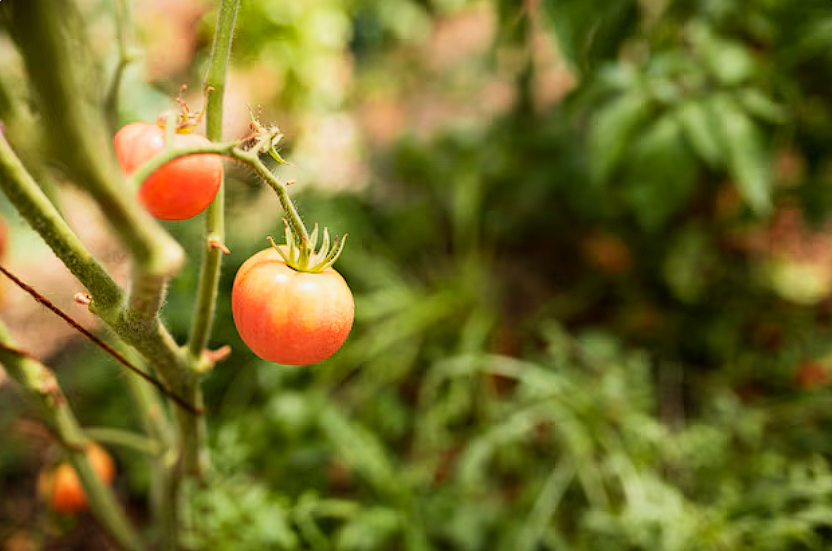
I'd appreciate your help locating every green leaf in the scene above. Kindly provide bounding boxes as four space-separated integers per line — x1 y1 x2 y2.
541 0 639 73
690 24 755 86
318 404 401 498
621 114 698 231
513 461 575 551
712 96 773 215
589 90 654 184
736 88 788 124
336 508 401 551
456 405 548 488
674 99 724 169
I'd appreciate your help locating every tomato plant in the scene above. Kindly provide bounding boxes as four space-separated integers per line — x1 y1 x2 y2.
232 245 354 365
113 122 223 221
39 443 115 514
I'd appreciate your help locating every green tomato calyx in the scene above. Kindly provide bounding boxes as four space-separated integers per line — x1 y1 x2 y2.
268 220 347 273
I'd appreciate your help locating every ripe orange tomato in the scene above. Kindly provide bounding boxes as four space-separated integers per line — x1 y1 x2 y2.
232 247 354 365
40 443 115 514
113 122 222 221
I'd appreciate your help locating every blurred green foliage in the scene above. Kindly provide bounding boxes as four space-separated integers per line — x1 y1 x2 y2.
7 0 832 549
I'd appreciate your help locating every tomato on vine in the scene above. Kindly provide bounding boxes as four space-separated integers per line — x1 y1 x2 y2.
232 225 353 365
114 122 222 221
39 443 115 514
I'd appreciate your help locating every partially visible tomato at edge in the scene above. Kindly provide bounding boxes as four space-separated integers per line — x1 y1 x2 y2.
114 122 222 221
38 443 116 514
231 247 355 365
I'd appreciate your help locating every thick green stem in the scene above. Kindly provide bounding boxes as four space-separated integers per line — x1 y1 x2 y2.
0 323 146 551
4 0 204 484
112 344 177 550
156 453 182 551
0 1 235 547
0 137 124 313
105 0 136 131
4 0 191 401
0 131 201 472
0 136 204 550
188 0 240 361
4 0 185 282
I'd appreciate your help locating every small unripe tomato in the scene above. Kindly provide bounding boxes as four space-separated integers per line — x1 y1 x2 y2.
232 247 354 365
39 443 116 514
113 122 222 221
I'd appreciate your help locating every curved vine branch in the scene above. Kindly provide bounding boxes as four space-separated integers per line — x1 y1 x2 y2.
127 137 311 249
0 263 202 415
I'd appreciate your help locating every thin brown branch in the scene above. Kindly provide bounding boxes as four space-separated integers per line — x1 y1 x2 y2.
0 263 203 416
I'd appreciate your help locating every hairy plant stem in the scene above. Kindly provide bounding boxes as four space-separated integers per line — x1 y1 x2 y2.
119 349 179 551
2 0 194 389
0 137 124 313
188 0 240 361
105 341 180 551
0 127 204 502
5 0 185 282
0 0 246 547
0 322 146 551
0 132 191 391
6 0 215 487
0 131 187 547
129 142 310 248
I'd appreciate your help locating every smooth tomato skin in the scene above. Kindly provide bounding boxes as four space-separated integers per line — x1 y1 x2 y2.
40 443 115 514
114 122 222 221
232 247 354 365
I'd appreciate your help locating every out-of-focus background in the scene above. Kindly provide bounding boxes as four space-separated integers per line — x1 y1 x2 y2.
5 0 832 549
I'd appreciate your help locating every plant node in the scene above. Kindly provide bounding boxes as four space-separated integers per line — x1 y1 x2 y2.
243 107 290 165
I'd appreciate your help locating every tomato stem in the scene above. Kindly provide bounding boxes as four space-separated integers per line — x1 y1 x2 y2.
105 0 137 132
84 427 163 456
182 11 239 546
187 0 239 368
127 129 351 274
